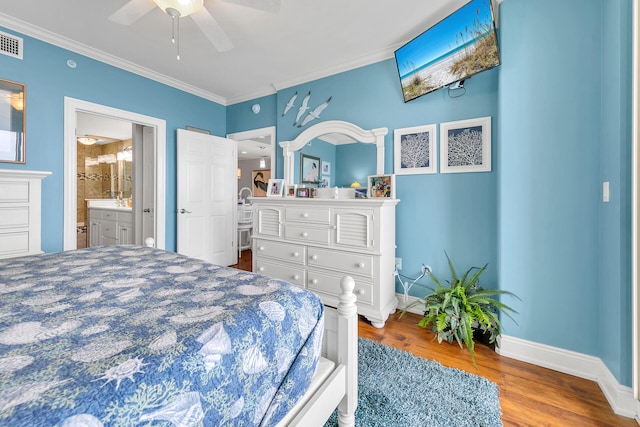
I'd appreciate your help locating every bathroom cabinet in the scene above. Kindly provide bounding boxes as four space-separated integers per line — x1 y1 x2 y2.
89 207 133 246
251 197 399 328
0 169 51 259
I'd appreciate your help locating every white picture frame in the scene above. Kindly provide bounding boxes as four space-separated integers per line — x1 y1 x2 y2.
266 178 285 197
394 124 437 175
322 161 331 175
367 174 395 198
440 116 492 173
285 184 298 197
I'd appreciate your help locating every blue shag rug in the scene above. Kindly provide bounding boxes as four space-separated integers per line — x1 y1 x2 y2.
324 338 502 427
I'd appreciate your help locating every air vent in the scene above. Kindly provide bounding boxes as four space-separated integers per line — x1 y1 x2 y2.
0 31 23 60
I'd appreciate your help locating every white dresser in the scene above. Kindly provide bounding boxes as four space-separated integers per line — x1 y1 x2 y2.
88 207 134 247
251 197 399 328
0 169 51 259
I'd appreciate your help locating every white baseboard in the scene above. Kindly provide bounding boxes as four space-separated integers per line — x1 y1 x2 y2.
498 335 637 419
394 292 638 420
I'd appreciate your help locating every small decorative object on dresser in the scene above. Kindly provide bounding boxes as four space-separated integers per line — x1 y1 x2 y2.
267 178 285 197
285 184 297 197
0 169 51 258
296 187 310 198
368 174 395 198
251 197 400 328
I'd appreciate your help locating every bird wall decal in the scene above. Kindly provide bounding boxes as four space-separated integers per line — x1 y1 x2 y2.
298 96 332 127
282 91 298 117
293 92 311 126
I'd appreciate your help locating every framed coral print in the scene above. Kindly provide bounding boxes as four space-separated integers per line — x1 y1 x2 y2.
394 124 437 175
301 153 321 184
368 174 395 198
0 78 26 163
440 116 491 173
266 178 285 197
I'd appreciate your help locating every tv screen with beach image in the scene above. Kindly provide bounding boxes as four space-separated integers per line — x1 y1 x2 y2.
394 0 500 103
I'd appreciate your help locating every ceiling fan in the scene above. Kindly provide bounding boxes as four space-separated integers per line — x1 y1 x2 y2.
109 0 281 54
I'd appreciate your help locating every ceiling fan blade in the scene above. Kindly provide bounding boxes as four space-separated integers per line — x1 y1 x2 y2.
222 0 281 13
109 0 156 25
190 7 234 52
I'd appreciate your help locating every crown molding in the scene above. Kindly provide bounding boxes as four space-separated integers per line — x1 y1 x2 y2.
270 44 399 93
0 13 227 106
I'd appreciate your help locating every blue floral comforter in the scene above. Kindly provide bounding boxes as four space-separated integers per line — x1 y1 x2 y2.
0 246 324 427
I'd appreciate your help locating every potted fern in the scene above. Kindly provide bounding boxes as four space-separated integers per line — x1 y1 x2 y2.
406 253 519 366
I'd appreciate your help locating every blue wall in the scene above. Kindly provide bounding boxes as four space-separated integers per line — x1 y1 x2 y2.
0 28 226 252
499 0 632 385
227 0 633 386
0 0 633 387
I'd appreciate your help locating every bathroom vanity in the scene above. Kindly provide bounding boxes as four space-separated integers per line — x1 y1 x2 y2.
87 200 133 246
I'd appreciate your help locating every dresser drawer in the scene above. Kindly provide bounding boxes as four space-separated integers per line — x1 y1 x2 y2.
0 232 29 258
285 225 331 245
101 220 118 239
307 270 373 305
307 247 373 277
0 207 29 229
254 259 306 287
89 209 103 220
285 206 331 224
253 239 306 265
0 181 29 203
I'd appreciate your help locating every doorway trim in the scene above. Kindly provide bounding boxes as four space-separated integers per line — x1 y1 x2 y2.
63 97 166 250
633 0 639 400
227 126 276 179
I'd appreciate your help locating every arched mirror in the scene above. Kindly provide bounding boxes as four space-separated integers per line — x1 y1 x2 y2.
279 120 387 186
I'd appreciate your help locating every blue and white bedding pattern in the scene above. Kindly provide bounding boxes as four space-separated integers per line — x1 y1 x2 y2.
0 246 324 426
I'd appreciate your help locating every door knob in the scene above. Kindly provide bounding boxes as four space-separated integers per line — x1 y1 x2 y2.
179 208 192 214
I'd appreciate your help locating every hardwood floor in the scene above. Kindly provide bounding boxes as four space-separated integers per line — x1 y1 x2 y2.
233 250 637 426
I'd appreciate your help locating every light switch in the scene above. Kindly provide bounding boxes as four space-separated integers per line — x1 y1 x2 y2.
603 181 610 203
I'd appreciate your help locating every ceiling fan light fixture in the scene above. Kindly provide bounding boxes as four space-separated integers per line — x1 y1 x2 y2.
153 0 204 17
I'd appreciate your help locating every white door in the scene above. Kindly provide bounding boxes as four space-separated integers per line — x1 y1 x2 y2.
177 129 237 266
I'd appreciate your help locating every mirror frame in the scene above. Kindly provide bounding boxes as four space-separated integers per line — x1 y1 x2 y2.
279 120 388 185
0 78 26 163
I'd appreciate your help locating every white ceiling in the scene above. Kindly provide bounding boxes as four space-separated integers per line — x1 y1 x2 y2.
0 0 469 105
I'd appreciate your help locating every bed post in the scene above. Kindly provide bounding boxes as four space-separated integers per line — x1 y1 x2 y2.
337 275 357 427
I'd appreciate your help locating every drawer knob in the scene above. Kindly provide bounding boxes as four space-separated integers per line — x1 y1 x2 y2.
310 255 318 261
292 252 299 257
357 289 365 295
358 262 365 268
293 275 299 280
259 246 265 251
302 213 309 218
311 279 318 285
259 267 264 272
302 232 308 237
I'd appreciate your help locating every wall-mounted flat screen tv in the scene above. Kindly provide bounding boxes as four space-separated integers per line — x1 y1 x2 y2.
394 0 500 103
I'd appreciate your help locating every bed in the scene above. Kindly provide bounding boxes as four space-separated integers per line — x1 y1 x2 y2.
0 245 357 427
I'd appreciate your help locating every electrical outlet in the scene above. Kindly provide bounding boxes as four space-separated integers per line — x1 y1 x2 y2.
395 257 402 270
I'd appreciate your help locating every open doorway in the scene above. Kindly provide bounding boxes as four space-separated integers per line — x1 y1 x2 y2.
63 97 166 250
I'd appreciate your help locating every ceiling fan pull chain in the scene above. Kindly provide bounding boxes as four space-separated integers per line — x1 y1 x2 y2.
176 17 181 60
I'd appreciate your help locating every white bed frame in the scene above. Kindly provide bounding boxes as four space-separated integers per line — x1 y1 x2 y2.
276 276 358 427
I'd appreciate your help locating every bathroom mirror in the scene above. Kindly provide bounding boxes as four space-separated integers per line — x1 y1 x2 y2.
0 78 26 163
279 120 387 186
